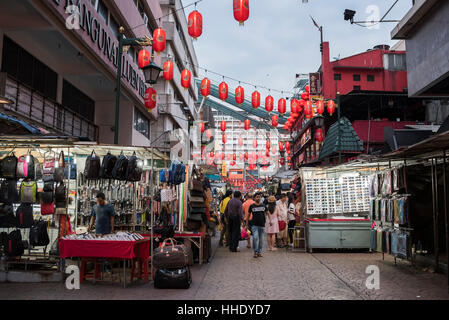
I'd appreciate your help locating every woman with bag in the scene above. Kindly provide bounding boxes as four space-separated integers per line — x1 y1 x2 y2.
265 196 279 251
276 194 289 248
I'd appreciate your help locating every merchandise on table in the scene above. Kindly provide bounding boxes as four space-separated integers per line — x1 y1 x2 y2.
62 231 145 241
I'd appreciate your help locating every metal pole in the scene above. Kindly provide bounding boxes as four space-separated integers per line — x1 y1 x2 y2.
150 146 154 281
114 29 124 145
431 158 439 272
443 150 449 291
434 158 440 272
337 93 341 164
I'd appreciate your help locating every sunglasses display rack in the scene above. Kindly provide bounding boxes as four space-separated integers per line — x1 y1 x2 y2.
305 175 371 215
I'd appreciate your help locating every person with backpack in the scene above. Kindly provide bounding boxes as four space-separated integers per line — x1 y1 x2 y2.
88 192 116 235
218 190 232 247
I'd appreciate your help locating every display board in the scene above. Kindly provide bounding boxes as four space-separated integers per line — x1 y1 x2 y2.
305 175 371 215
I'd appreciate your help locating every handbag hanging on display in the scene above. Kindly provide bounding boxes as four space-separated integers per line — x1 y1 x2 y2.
53 151 65 183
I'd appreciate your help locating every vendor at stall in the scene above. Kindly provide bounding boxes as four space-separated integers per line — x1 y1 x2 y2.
88 192 116 235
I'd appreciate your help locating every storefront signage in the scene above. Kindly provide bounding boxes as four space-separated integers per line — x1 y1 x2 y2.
309 73 320 95
49 0 146 99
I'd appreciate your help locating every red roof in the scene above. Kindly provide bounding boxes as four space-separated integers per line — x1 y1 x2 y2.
352 120 416 144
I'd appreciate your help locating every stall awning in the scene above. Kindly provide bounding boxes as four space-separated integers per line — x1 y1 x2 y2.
0 112 48 135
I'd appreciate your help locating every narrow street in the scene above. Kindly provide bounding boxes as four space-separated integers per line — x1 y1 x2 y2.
1 236 448 300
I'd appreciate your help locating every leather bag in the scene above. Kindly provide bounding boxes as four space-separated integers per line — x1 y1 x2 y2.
154 267 191 289
152 238 189 269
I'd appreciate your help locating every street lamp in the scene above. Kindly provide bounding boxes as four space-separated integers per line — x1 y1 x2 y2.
141 61 163 85
313 115 325 128
114 27 162 145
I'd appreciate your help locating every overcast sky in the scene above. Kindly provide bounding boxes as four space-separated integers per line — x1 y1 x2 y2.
181 0 412 100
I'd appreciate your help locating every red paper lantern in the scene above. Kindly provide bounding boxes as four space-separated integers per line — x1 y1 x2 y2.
265 150 270 157
220 121 227 132
235 86 244 105
290 99 299 114
244 152 249 160
305 101 313 119
265 96 274 112
222 134 227 144
219 82 229 101
271 115 278 127
301 92 309 101
233 153 237 161
238 136 244 146
244 119 251 131
279 142 284 151
144 87 157 111
152 28 166 54
252 91 260 109
231 161 236 166
210 151 215 158
221 153 225 160
266 140 271 150
285 141 291 150
233 0 249 26
181 69 191 89
163 60 174 81
278 98 286 114
327 100 335 116
200 77 211 97
305 84 310 93
316 128 324 142
280 158 285 165
199 122 205 133
316 100 325 115
187 10 203 39
298 99 305 112
252 140 258 148
138 49 150 69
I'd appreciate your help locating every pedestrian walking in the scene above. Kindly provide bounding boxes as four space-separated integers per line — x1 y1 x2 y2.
225 191 244 252
276 194 289 248
219 190 232 247
242 193 255 249
248 192 266 258
287 193 297 246
265 196 279 251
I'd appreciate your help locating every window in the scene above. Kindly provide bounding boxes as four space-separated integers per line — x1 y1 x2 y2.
383 53 406 71
134 108 150 139
109 15 119 38
353 74 361 81
334 74 341 80
353 85 361 91
367 75 375 82
62 80 95 121
1 36 57 100
97 0 108 24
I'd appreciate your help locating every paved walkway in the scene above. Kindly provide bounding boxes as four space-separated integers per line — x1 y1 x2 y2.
1 236 448 300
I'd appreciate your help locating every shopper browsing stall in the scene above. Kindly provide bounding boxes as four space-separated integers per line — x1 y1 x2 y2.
88 192 116 235
276 194 289 248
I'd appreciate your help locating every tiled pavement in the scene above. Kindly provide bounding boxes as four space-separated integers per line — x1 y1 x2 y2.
0 235 448 300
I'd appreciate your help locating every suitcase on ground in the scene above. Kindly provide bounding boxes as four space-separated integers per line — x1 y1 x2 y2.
154 267 191 289
152 238 189 269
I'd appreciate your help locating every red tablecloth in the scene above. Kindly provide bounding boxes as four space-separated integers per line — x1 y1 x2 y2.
59 238 150 260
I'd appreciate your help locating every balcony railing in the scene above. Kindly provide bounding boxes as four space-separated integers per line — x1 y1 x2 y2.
3 75 98 141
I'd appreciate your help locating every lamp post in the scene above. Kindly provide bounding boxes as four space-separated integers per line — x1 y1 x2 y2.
114 27 162 145
336 92 341 164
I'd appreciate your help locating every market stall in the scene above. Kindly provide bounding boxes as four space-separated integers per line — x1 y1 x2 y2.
300 164 386 251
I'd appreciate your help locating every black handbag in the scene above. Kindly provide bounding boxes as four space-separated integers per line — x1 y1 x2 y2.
154 267 191 289
152 238 189 269
53 151 65 183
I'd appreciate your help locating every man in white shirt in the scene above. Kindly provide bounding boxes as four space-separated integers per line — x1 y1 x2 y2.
276 194 289 248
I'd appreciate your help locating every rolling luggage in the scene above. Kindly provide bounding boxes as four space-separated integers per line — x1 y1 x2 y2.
154 267 191 289
152 238 189 269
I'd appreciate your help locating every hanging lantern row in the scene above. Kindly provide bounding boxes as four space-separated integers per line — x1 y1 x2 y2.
201 77 211 97
219 82 229 101
188 10 203 40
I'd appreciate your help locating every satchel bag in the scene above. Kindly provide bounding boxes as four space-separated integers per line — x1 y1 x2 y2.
152 238 189 269
53 151 65 183
154 267 191 289
278 220 287 231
